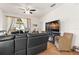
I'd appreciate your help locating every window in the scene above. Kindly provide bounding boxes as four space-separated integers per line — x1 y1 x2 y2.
5 16 31 34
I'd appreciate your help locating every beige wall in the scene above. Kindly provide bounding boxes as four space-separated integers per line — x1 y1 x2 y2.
0 10 4 30
0 10 41 33
41 4 79 47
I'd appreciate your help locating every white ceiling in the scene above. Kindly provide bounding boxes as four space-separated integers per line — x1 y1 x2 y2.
0 3 63 18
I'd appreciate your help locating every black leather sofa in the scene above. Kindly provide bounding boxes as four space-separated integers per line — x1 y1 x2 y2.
27 33 49 55
0 35 15 55
14 34 27 55
0 33 49 55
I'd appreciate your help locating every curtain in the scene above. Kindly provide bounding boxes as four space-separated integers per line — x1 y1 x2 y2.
6 16 29 33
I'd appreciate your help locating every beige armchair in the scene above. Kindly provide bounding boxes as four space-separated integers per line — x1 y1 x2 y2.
55 33 73 51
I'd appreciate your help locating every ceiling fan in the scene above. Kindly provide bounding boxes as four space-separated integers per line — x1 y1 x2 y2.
19 7 36 14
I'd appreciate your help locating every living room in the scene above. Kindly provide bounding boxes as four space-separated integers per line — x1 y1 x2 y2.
0 3 79 55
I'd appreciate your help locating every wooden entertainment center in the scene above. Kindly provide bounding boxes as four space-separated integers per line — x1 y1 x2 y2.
45 20 60 44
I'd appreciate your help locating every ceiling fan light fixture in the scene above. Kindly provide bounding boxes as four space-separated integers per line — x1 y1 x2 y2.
25 11 30 14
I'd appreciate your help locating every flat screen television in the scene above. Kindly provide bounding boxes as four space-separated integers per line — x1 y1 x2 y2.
45 20 60 32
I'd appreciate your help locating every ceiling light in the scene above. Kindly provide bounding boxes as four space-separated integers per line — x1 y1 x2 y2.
25 11 30 14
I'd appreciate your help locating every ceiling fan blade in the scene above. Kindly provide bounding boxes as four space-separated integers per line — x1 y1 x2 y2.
30 9 36 11
30 12 32 14
23 12 25 13
50 3 56 7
